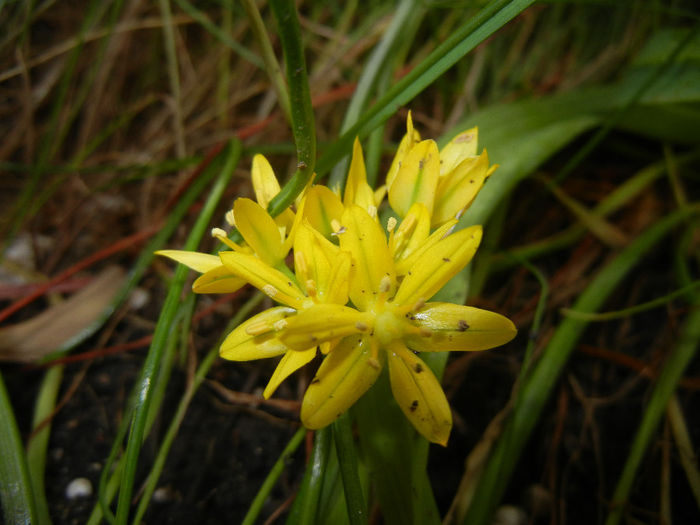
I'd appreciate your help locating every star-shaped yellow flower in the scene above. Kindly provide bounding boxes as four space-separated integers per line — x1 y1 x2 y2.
279 205 516 445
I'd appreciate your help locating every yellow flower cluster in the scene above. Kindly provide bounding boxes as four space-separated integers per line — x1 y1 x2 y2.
158 113 515 445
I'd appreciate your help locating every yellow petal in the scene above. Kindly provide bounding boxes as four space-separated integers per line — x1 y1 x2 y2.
220 307 295 360
263 347 317 399
280 303 370 350
388 139 439 217
155 250 221 274
386 111 421 188
192 265 246 293
393 225 482 306
374 185 387 207
390 202 430 264
439 127 478 176
301 336 381 429
233 198 286 266
293 221 350 305
343 137 377 213
432 150 491 227
395 219 457 276
406 302 517 352
301 185 344 240
251 154 281 209
386 341 452 446
338 205 395 309
219 252 306 309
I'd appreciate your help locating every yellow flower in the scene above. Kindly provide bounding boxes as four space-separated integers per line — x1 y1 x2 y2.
156 155 297 294
279 205 516 445
217 220 352 398
387 112 497 228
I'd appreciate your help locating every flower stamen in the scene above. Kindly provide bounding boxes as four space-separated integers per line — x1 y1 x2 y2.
211 228 242 251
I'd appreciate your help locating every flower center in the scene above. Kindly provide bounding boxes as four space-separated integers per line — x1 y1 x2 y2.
373 303 411 345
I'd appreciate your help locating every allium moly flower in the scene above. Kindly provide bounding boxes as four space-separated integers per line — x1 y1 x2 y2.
216 220 352 398
386 112 497 228
279 205 516 445
157 155 297 293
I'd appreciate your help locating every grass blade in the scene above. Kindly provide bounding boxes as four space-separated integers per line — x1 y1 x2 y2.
0 372 37 525
315 0 536 177
114 139 241 523
461 204 700 525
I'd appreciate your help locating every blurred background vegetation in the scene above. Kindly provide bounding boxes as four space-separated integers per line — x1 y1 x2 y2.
0 0 699 524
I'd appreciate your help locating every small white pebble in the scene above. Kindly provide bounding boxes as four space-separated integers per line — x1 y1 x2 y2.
153 486 174 503
128 288 149 310
65 478 93 500
492 505 527 525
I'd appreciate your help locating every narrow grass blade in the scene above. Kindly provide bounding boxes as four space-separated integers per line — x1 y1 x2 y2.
333 413 367 525
133 293 265 524
114 140 241 523
461 205 700 525
240 0 292 124
0 372 37 525
242 426 306 525
315 0 536 177
27 365 64 525
172 0 263 67
605 292 700 524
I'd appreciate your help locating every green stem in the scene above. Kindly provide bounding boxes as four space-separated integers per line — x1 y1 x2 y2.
333 414 367 525
268 0 316 217
287 428 332 525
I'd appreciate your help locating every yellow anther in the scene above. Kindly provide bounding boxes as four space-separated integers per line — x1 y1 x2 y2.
262 284 278 298
273 319 288 331
367 205 377 218
386 217 398 233
355 321 369 332
225 210 236 227
305 279 318 298
368 357 381 369
245 320 271 336
412 298 426 312
295 251 309 282
211 228 241 251
379 275 392 293
330 219 346 235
